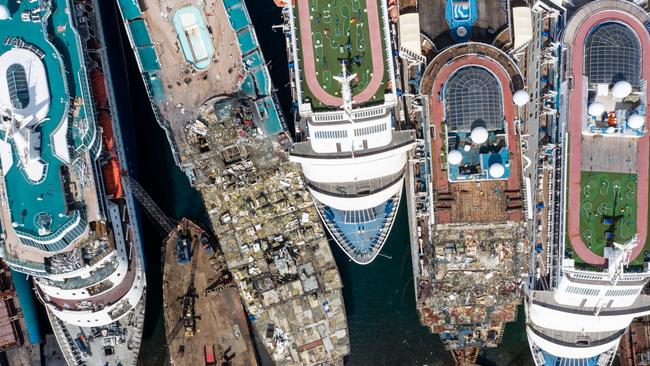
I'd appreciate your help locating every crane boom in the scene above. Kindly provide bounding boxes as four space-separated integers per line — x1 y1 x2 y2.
123 175 176 234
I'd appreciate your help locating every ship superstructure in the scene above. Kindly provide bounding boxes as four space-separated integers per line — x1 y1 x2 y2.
0 1 146 365
526 1 650 365
115 0 350 363
414 42 528 350
284 0 416 264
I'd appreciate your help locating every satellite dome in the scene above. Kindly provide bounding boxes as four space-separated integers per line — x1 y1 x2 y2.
470 126 488 144
0 5 9 20
489 163 505 178
611 80 632 98
448 150 462 165
628 114 644 129
588 102 605 117
513 90 530 106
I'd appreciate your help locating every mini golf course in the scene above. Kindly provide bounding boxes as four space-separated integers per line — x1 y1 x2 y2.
295 0 388 109
570 171 640 265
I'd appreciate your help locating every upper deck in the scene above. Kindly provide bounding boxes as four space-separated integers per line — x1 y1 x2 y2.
420 43 525 224
115 0 285 160
560 0 650 268
290 0 394 112
0 0 100 257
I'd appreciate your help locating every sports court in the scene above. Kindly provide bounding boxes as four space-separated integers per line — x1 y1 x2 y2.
295 0 388 108
577 171 638 263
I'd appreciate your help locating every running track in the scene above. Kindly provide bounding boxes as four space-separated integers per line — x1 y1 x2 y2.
566 10 650 265
297 0 385 106
427 55 523 224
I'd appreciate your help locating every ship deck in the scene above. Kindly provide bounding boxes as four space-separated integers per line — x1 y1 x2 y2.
420 43 524 224
562 2 650 267
293 0 389 109
162 219 257 366
0 0 96 248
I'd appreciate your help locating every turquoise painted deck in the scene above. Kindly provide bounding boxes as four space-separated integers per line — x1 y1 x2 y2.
129 19 153 47
237 28 256 54
172 6 214 69
137 45 161 71
116 0 142 21
11 271 41 344
226 5 249 32
0 0 93 244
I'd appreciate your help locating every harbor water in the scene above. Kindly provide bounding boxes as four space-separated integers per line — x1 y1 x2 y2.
100 0 535 364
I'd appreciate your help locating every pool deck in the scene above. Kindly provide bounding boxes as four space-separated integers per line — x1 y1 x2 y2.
424 50 523 224
134 0 243 121
565 9 650 266
0 0 99 259
295 0 387 107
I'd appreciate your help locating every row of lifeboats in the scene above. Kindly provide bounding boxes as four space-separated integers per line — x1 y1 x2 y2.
89 68 124 200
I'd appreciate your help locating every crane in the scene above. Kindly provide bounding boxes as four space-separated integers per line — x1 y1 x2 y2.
122 174 176 234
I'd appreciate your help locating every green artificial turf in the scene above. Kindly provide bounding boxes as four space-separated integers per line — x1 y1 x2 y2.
570 171 640 265
295 0 388 110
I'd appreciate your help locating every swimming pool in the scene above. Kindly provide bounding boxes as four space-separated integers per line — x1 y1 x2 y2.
172 6 214 69
445 0 478 42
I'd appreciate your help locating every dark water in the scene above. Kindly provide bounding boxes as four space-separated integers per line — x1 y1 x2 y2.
101 0 534 364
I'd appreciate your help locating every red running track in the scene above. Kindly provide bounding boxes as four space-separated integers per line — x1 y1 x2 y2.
427 55 522 224
297 0 385 106
566 10 650 265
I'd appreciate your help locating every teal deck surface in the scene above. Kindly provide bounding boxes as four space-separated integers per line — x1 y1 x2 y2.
129 19 153 47
237 28 256 54
0 0 92 246
137 45 161 71
116 0 142 21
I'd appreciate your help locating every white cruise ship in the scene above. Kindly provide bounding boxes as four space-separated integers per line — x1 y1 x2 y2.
285 0 415 264
0 1 145 365
526 1 650 365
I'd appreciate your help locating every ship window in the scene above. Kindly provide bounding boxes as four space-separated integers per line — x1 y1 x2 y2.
6 64 30 109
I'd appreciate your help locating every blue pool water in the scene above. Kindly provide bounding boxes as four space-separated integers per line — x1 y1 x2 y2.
172 6 214 69
445 0 478 42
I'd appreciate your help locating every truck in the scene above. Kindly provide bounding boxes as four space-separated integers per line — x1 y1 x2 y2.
204 344 216 366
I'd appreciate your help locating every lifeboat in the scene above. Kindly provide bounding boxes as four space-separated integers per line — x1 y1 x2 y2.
102 158 123 200
388 0 398 23
90 68 108 109
98 110 115 152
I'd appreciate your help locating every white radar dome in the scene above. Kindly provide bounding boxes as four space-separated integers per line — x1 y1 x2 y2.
470 126 488 144
628 114 645 129
0 5 9 20
611 80 632 98
588 102 605 117
513 90 530 106
448 150 462 165
489 163 505 178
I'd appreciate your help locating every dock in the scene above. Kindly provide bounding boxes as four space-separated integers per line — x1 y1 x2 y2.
162 218 257 366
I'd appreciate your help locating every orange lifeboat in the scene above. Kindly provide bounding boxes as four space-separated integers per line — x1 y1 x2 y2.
98 110 115 152
102 158 123 200
90 68 108 109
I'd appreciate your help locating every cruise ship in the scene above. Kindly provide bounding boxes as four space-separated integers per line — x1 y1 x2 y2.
284 0 416 264
0 1 146 365
526 1 650 365
414 40 528 353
